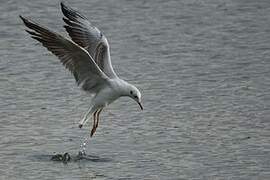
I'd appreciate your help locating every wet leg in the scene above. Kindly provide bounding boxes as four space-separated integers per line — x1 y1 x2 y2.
79 106 93 128
95 108 103 129
90 110 98 137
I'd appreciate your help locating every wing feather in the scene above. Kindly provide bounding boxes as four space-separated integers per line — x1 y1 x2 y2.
20 15 109 93
61 2 118 78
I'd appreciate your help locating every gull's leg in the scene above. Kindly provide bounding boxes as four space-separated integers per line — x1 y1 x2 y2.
90 110 98 137
79 107 93 128
95 108 103 129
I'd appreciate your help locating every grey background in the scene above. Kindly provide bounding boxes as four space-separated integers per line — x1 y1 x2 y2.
0 0 270 179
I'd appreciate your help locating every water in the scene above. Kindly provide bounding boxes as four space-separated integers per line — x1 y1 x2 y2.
1 0 270 179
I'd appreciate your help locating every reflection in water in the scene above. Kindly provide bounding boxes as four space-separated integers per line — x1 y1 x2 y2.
30 152 111 163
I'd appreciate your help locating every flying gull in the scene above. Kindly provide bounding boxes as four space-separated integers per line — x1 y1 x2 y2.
20 2 143 137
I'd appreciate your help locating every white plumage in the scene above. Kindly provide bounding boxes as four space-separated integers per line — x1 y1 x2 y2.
20 2 143 137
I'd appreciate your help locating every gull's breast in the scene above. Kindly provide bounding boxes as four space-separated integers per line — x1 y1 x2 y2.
94 85 121 107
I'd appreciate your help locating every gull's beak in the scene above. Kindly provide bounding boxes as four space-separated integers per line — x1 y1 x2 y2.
137 102 143 110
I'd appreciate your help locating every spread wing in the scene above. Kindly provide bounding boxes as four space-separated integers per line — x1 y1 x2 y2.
60 2 118 79
20 15 109 93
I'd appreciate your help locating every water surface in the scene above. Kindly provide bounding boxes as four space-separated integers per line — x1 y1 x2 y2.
1 0 270 179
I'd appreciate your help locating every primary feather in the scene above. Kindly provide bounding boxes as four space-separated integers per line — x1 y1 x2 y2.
60 2 118 79
20 15 109 93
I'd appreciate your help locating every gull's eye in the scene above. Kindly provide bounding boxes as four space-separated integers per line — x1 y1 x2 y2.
130 91 133 95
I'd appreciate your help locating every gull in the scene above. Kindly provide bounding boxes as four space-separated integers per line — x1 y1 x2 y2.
20 2 143 137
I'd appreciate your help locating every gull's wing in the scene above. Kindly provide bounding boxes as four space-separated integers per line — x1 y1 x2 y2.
60 2 118 79
20 15 109 93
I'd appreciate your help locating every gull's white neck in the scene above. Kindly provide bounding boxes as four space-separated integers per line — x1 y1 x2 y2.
110 78 132 97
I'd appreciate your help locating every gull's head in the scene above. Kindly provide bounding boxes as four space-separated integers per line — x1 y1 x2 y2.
126 84 143 110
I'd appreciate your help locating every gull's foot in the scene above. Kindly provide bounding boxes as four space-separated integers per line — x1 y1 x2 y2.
90 127 96 137
79 124 83 128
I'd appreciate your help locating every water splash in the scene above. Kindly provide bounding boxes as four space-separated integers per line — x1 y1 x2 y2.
78 137 88 157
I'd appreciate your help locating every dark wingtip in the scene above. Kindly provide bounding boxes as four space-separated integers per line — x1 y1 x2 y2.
60 1 66 10
60 1 86 20
19 15 33 28
60 1 65 6
60 1 71 18
60 1 69 15
19 15 32 29
19 15 27 24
